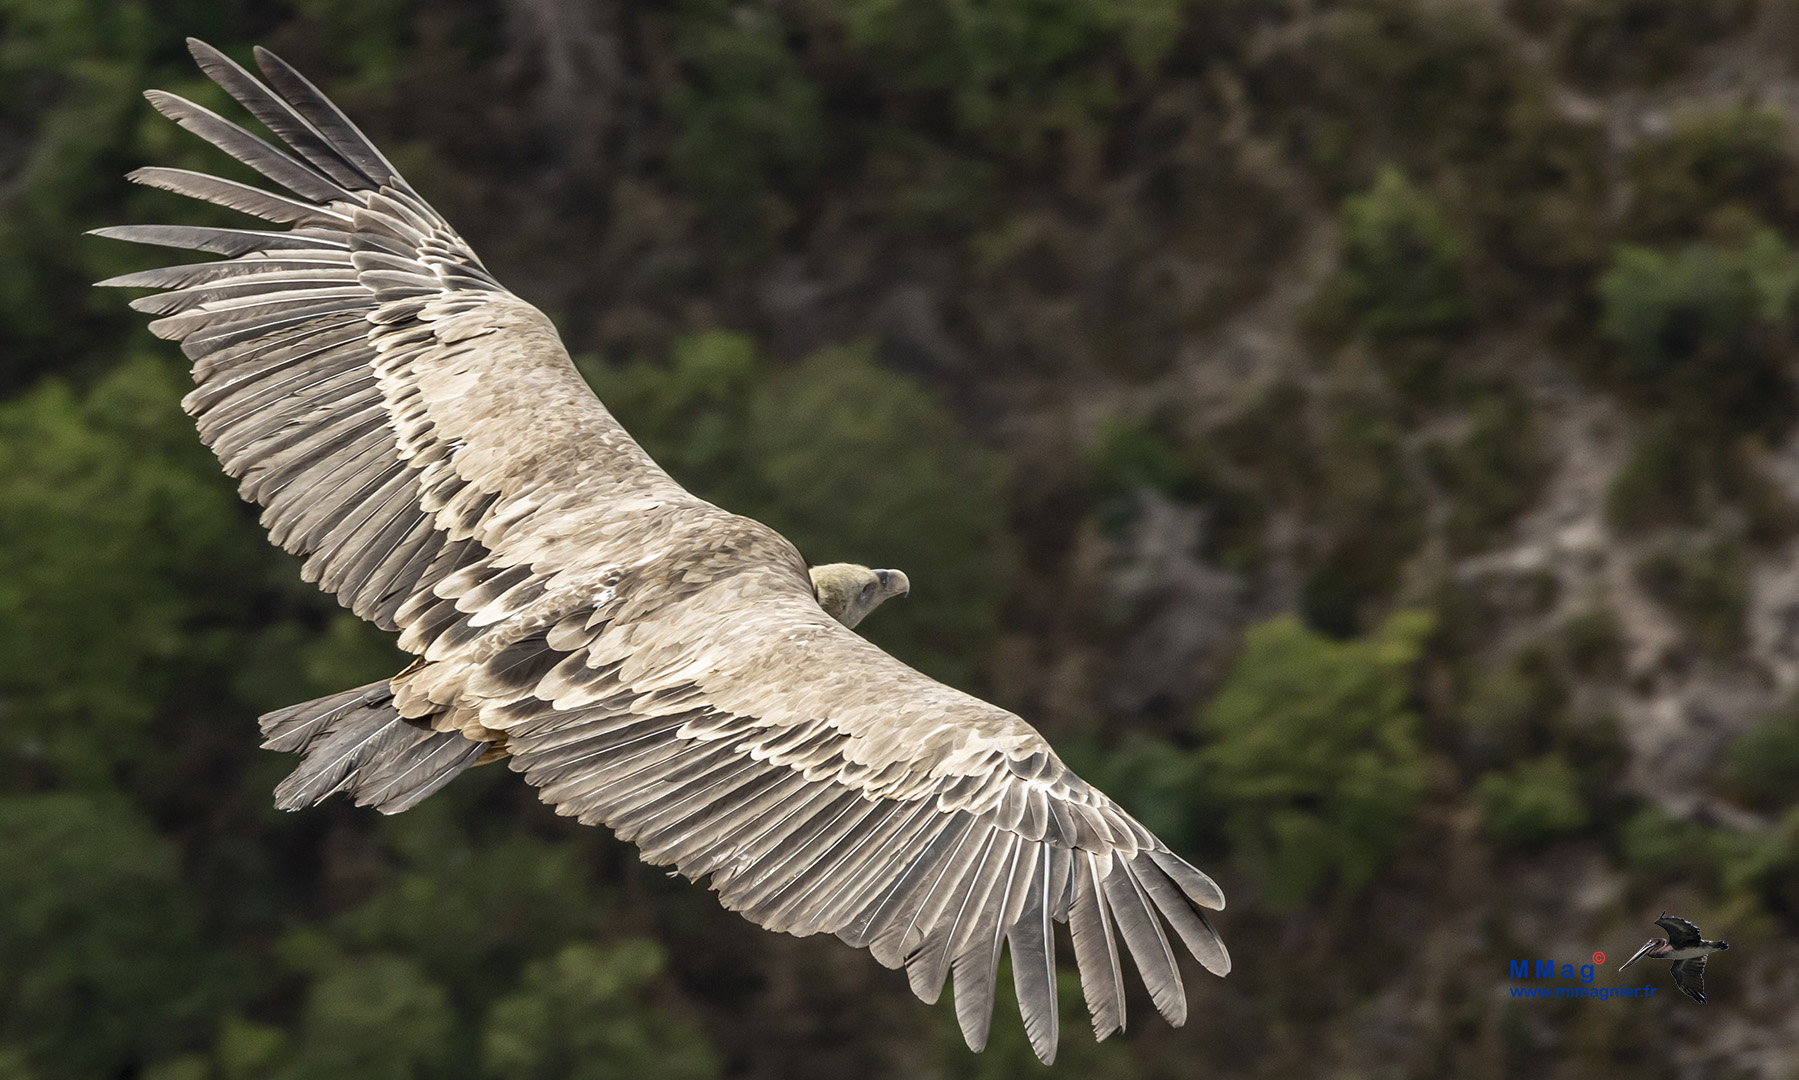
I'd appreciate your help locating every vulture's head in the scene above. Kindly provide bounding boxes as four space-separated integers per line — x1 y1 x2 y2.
809 563 910 629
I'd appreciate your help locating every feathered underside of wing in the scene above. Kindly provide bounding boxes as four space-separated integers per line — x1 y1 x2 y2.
1670 956 1708 1003
395 575 1231 1064
1655 915 1704 949
96 39 1230 1064
498 668 1231 1062
93 40 753 637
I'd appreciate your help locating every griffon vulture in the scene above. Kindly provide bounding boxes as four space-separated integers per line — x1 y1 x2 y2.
94 40 1228 1063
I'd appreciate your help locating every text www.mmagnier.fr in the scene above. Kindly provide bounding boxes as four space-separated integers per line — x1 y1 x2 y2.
1509 985 1656 999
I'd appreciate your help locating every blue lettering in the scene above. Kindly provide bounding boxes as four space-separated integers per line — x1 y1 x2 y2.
1562 964 1575 979
1509 961 1529 978
1580 964 1594 983
1536 960 1554 978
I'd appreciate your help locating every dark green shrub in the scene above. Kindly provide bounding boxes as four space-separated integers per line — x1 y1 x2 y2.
1458 651 1567 769
483 942 718 1080
1476 755 1589 848
1089 414 1191 509
1621 803 1789 909
1605 416 1715 532
229 796 721 1080
1598 226 1799 534
1428 383 1544 553
1199 611 1433 911
1721 806 1799 918
1459 83 1608 285
0 356 371 787
1086 414 1265 570
1597 229 1799 441
1285 0 1524 181
1274 1 1604 285
0 0 164 390
1559 604 1625 678
215 1019 290 1080
1301 397 1427 637
329 804 613 997
667 0 825 235
1627 106 1797 240
867 134 1002 236
1618 806 1737 886
1323 166 1469 341
747 344 1014 682
841 0 1179 165
1633 535 1747 658
0 795 213 1079
1599 418 1787 537
285 955 454 1080
1719 704 1799 813
1536 0 1756 88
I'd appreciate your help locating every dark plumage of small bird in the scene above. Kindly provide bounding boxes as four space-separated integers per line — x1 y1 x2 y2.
1618 912 1729 1003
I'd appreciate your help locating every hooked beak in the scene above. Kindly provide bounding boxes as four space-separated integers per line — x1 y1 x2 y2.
1619 940 1659 970
874 569 909 597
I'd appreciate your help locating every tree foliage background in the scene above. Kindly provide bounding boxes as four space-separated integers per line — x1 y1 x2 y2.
8 0 1799 1076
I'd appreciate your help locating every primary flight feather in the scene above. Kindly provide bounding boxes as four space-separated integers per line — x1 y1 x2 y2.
95 39 1229 1063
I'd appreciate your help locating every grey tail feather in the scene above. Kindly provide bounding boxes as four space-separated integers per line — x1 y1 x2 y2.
258 679 486 814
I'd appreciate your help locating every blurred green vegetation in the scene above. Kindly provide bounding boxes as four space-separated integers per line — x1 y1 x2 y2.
1598 228 1799 440
1476 755 1589 848
667 0 825 238
1719 704 1799 814
1521 0 1757 89
1458 649 1568 770
1425 380 1543 553
0 353 404 795
7 0 1799 1076
1199 611 1432 912
1598 228 1799 536
1321 165 1468 343
1633 534 1749 657
1626 106 1799 241
1086 412 1265 573
0 794 215 1079
841 0 1176 167
482 941 717 1080
1299 395 1428 637
1617 694 1799 921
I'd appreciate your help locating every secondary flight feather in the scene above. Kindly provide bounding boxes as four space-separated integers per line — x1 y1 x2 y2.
95 39 1229 1063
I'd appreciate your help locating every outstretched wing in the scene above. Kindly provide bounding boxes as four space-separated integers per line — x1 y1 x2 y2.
1670 956 1708 1003
96 40 1228 1064
1656 915 1703 949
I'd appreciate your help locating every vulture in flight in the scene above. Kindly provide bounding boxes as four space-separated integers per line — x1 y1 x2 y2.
95 40 1229 1063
